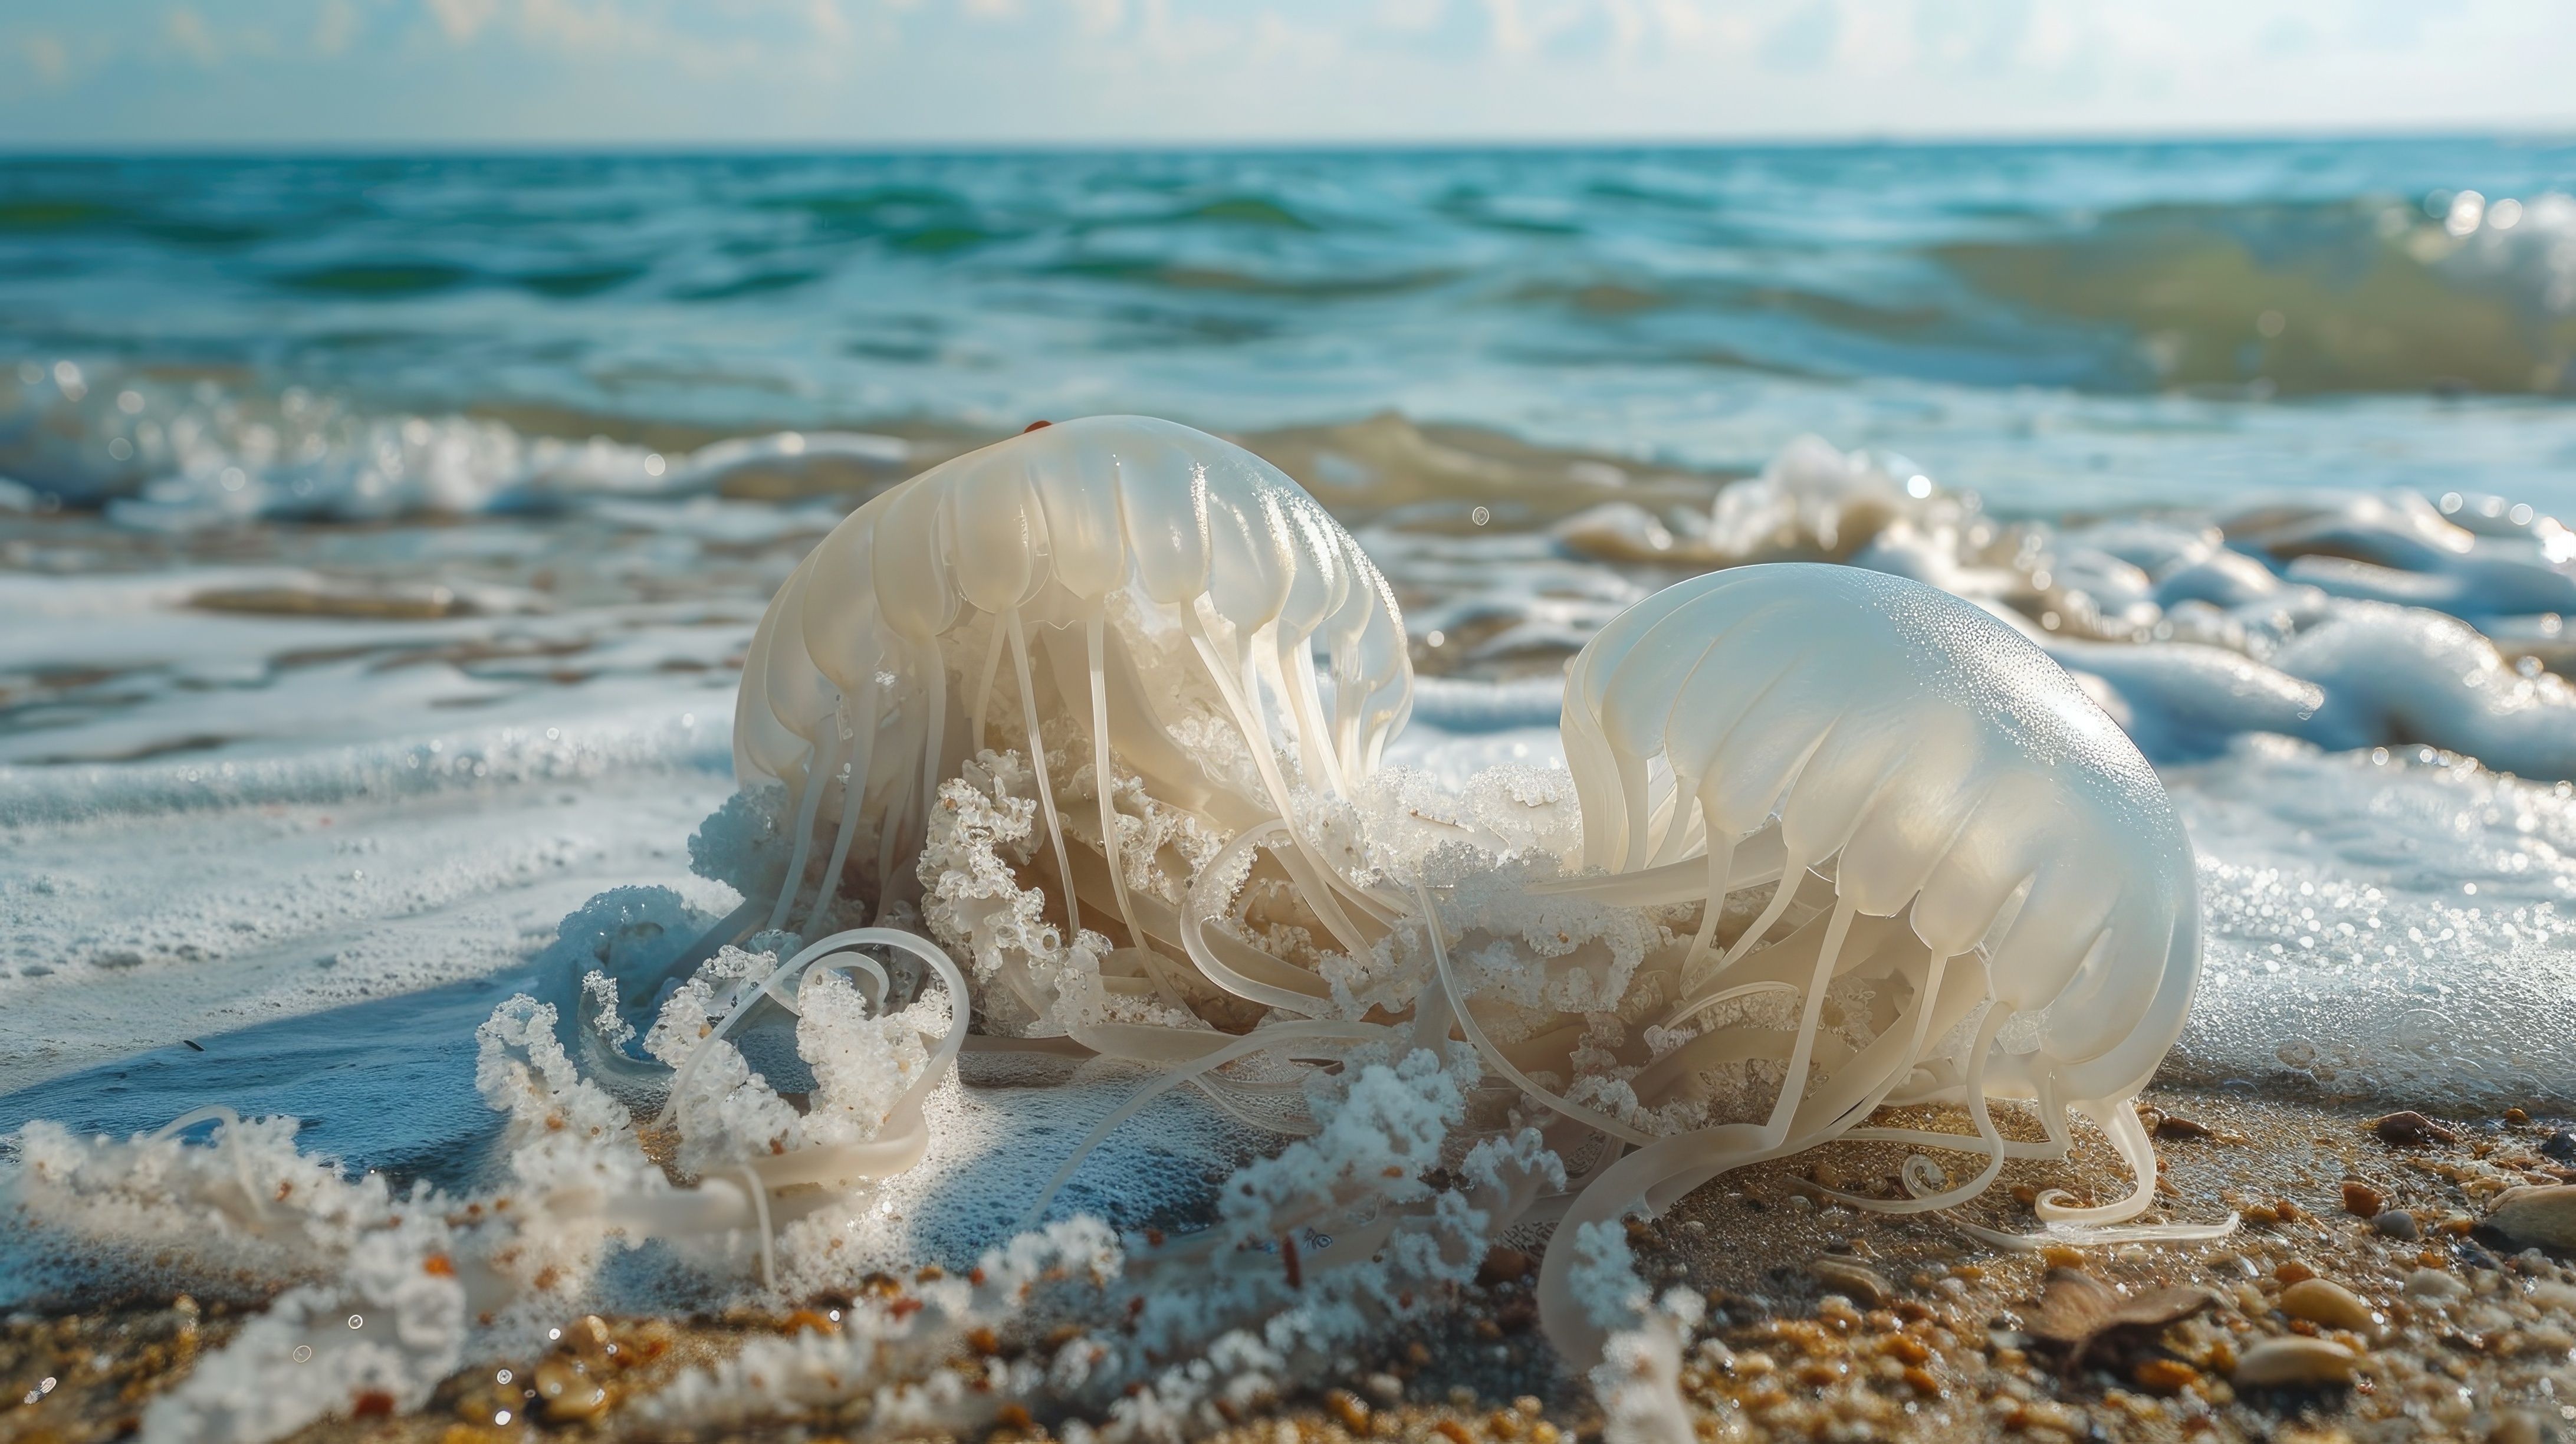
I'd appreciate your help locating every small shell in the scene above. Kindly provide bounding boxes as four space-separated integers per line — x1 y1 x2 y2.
2278 1278 2374 1334
2231 1336 2359 1388
1809 1258 1892 1308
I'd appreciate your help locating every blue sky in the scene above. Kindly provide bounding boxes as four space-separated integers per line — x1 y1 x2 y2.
4 0 2572 148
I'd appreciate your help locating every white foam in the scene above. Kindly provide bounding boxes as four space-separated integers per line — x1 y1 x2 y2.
1381 720 1565 795
2161 737 2576 1105
0 719 738 1095
0 363 916 526
0 560 757 767
1390 686 2576 1108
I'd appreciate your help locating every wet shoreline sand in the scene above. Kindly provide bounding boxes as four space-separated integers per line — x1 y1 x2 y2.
11 1087 2572 1444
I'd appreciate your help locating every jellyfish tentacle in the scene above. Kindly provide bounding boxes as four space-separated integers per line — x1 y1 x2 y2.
1756 895 1857 1141
1809 993 2015 1216
1675 832 1737 987
1016 1019 1388 1228
803 674 879 938
1181 600 1378 959
1179 821 1333 1016
711 442 2210 1403
869 759 913 921
1085 607 1145 951
2036 1098 2163 1226
656 930 945 1133
740 1164 776 1291
1529 563 2205 1373
765 723 842 932
1004 605 1082 937
1277 628 1345 797
1415 877 1658 1147
912 634 949 891
971 615 1006 751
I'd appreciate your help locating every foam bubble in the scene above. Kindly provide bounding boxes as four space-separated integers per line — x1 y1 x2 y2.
2164 737 2576 1105
0 724 738 1096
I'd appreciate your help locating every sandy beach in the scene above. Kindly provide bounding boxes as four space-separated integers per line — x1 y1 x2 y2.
11 1087 2572 1444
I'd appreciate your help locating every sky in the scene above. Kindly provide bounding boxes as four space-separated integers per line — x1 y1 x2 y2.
2 0 2572 149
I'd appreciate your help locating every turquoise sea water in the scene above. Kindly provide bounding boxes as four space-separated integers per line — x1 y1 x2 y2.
6 139 2576 513
5 139 2576 1224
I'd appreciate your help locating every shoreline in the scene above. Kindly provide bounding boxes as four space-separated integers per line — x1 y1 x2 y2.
11 1087 2572 1444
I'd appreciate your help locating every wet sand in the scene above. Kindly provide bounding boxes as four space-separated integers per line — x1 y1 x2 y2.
10 1088 2573 1444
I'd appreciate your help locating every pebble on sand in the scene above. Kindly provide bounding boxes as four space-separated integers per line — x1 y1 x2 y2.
2485 1184 2576 1249
2373 1111 2459 1147
2232 1337 2361 1388
1810 1258 1892 1308
2279 1278 2375 1334
2373 1209 2420 1241
2403 1268 2469 1300
534 1357 609 1424
1476 1248 1532 1287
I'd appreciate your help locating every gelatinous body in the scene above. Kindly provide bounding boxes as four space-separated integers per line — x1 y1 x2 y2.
736 416 1410 971
732 457 2213 1379
1524 564 2204 1354
0 422 2242 1444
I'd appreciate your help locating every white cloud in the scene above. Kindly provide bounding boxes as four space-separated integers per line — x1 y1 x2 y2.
2260 12 2318 57
165 6 222 64
1651 0 1709 44
1066 0 1125 35
1759 1 1839 72
1481 0 1533 54
517 0 658 52
1599 0 1646 54
21 32 67 81
1376 0 1447 32
314 0 360 54
2 0 2573 145
425 0 499 42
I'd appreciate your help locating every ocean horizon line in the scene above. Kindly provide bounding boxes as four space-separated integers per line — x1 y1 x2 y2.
5 124 2575 163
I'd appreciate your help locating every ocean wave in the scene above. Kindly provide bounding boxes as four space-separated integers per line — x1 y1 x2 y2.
1938 193 2576 395
0 363 922 523
12 148 2576 435
1535 435 2576 784
0 362 1740 529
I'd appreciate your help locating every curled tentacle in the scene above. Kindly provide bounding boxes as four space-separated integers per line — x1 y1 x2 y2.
716 449 2214 1405
1526 564 2208 1367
